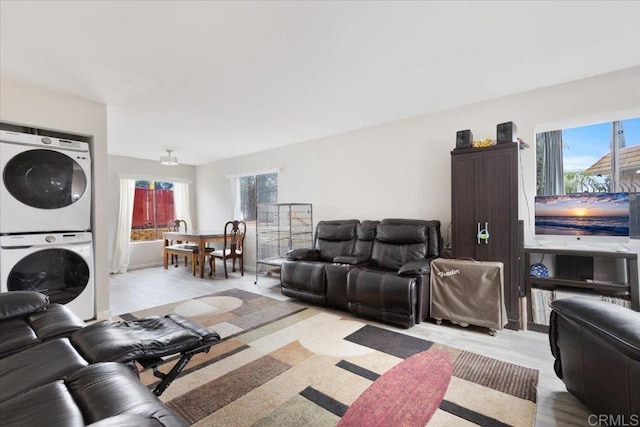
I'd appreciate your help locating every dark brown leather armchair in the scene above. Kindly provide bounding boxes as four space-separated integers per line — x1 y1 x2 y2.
549 298 640 419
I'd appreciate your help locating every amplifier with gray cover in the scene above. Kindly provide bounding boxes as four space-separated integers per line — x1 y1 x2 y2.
429 258 508 335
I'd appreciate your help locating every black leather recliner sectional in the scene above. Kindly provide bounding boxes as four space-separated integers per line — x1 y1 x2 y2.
0 291 221 426
281 218 442 328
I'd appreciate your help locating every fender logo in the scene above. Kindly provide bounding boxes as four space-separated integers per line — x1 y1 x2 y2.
437 269 460 278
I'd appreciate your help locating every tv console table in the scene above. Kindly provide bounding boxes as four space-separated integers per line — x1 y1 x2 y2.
524 246 638 333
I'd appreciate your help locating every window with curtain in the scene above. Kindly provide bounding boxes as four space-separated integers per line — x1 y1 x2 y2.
238 173 278 222
536 117 639 238
130 181 175 241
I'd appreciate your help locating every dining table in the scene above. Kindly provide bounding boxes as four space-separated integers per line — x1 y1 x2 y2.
163 231 225 278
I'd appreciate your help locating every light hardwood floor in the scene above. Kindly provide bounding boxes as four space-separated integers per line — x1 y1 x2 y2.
110 266 592 426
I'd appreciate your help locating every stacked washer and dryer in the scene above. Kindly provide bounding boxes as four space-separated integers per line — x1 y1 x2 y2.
0 130 94 320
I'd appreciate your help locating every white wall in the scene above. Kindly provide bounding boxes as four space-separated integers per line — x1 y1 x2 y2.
0 76 110 318
196 66 640 269
3 66 638 309
107 155 197 270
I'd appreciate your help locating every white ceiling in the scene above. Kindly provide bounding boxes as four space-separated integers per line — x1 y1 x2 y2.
2 1 640 165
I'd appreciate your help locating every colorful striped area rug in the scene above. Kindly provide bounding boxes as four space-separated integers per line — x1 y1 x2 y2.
121 289 538 426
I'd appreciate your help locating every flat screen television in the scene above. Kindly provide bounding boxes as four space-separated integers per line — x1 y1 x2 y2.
534 193 630 240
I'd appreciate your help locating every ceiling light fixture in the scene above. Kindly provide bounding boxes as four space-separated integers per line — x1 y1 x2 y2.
160 150 178 166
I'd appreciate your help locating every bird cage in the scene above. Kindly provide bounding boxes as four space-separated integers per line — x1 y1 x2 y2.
255 203 313 284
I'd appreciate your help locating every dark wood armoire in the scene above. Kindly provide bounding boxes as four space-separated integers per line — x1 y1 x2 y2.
451 143 521 330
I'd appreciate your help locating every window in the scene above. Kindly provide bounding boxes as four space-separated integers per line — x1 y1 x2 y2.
130 181 175 241
239 173 278 222
536 117 639 238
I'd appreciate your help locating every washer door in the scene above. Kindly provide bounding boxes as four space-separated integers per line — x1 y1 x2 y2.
7 248 89 304
3 149 87 209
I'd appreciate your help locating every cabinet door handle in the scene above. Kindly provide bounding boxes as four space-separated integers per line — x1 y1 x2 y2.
484 222 489 244
477 222 490 244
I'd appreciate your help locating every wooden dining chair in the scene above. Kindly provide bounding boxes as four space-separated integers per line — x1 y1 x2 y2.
209 220 246 279
167 219 189 267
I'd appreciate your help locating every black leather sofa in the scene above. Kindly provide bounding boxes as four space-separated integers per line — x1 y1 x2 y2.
0 291 220 426
549 298 640 419
281 218 442 328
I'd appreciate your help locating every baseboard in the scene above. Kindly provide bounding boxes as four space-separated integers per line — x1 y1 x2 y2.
128 261 164 271
127 262 258 273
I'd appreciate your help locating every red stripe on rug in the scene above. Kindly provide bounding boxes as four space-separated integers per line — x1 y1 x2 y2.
338 349 453 427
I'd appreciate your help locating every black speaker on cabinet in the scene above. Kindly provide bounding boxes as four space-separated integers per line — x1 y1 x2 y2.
455 129 473 150
497 121 517 144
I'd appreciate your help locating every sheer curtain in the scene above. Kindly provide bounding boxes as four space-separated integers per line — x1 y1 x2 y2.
540 130 565 195
173 182 193 230
230 177 242 220
110 179 135 274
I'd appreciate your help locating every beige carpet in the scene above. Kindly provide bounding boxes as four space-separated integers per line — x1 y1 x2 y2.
121 289 538 426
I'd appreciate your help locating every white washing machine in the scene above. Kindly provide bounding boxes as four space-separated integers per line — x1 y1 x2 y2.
0 232 95 320
1 130 91 233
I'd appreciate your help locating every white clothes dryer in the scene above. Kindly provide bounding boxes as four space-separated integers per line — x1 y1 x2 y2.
0 232 95 320
1 130 91 233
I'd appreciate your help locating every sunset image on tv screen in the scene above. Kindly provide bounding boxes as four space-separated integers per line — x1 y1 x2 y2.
534 193 630 236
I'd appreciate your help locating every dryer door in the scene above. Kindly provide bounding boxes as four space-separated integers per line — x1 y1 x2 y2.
6 248 90 304
3 149 87 209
